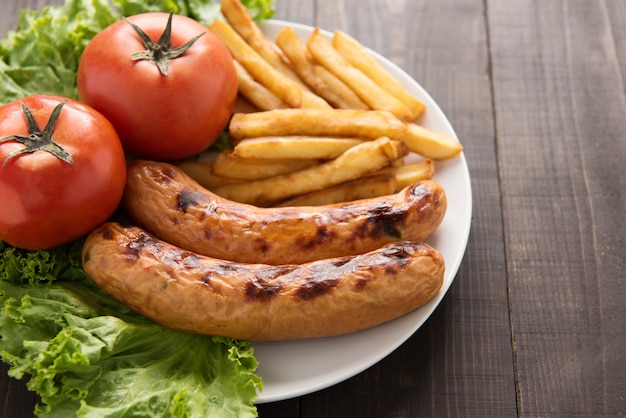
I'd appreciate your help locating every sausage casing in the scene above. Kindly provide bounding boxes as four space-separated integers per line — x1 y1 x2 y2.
122 160 447 265
82 222 445 341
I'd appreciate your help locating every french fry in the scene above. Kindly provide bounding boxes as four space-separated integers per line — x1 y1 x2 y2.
389 139 410 160
220 0 307 86
275 26 369 110
371 159 435 191
210 19 302 107
312 65 369 110
392 160 435 190
210 20 330 109
177 161 244 189
295 85 331 109
274 174 396 207
306 28 413 120
332 30 426 120
229 108 407 141
401 122 463 160
207 18 461 208
390 157 405 168
211 150 321 180
234 60 287 111
233 136 366 160
212 137 400 206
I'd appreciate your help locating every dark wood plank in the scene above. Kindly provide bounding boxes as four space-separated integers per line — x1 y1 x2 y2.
0 363 38 418
488 0 626 415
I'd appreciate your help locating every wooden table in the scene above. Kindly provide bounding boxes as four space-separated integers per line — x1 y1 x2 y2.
2 0 625 416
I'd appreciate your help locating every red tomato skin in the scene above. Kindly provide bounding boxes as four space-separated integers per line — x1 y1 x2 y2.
77 13 238 160
0 95 127 250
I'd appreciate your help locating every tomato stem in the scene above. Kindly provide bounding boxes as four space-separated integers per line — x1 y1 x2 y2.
0 100 73 168
125 12 205 76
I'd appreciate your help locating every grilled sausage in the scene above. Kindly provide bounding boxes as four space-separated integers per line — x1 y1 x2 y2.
82 222 445 341
122 160 447 265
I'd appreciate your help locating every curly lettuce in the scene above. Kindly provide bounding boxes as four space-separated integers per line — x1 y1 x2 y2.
0 239 86 286
0 280 262 417
0 243 263 417
115 0 275 24
0 0 117 102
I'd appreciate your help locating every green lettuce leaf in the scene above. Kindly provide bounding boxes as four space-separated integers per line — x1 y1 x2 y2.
0 279 262 417
0 239 87 286
112 0 193 17
113 0 275 25
0 244 262 417
0 0 118 103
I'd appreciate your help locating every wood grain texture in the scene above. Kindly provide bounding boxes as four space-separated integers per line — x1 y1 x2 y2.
489 0 626 416
0 363 39 418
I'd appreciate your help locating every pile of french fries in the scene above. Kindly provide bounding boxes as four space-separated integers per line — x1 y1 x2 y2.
176 0 462 207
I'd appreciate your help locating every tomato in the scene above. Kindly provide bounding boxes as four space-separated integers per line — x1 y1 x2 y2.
0 95 127 250
77 12 238 160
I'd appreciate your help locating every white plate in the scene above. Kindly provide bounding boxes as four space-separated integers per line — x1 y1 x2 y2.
252 20 472 403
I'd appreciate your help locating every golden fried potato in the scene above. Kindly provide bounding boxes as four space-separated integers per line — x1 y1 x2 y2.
275 26 368 110
274 174 396 206
306 28 413 120
234 60 287 111
221 0 306 86
371 159 435 191
212 137 400 206
333 30 425 120
233 136 366 160
401 122 463 160
312 65 370 110
211 150 321 180
229 108 407 141
177 161 243 189
391 159 435 190
210 19 302 107
209 20 329 109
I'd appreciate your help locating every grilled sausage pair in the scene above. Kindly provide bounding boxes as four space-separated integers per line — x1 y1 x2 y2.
82 160 446 340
